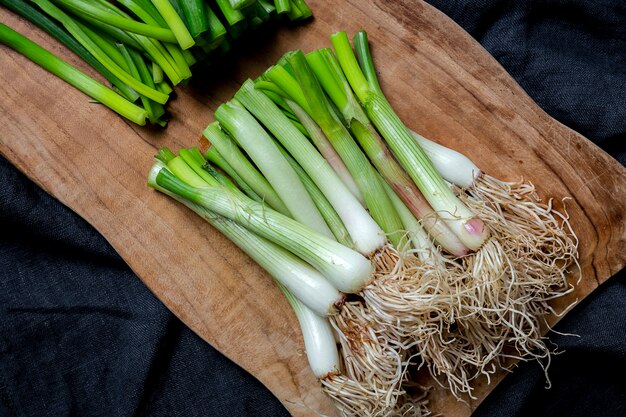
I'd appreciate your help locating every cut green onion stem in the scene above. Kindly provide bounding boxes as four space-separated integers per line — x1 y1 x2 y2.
274 0 290 14
215 0 246 26
179 0 209 38
0 22 147 124
1 0 140 102
152 62 164 84
49 0 179 42
150 0 195 49
33 0 170 103
228 0 256 10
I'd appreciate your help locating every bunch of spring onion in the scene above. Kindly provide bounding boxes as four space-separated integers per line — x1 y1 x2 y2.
147 31 579 415
0 0 311 126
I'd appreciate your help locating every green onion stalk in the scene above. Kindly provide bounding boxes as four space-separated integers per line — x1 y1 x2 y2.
32 0 170 103
150 154 416 415
149 152 416 414
330 31 581 400
255 80 360 195
274 141 355 248
234 80 386 257
201 141 264 204
285 98 365 206
0 22 147 124
274 0 290 14
306 47 470 257
149 161 374 294
214 99 334 238
231 81 424 414
263 51 406 248
49 0 179 42
202 123 290 216
148 156 346 317
332 31 490 251
150 0 195 49
148 152 354 395
0 0 139 101
2 0 314 126
278 283 341 379
187 143 417 414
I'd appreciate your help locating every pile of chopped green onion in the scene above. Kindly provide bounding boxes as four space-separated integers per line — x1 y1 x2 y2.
0 0 312 125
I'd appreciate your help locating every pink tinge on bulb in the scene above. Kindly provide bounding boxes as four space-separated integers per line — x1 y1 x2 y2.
464 217 485 236
463 217 490 251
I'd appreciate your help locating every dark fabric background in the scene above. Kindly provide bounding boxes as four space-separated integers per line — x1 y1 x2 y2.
1 0 625 416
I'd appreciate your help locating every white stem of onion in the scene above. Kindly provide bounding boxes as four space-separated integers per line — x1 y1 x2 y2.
409 130 481 188
278 282 341 378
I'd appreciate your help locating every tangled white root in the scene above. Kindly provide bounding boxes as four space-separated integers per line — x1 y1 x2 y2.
322 177 580 409
323 300 424 416
418 174 581 398
360 245 457 345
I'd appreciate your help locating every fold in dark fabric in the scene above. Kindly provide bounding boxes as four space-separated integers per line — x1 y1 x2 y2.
1 0 625 416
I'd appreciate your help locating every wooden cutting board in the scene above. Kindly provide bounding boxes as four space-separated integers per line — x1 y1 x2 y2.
1 1 625 415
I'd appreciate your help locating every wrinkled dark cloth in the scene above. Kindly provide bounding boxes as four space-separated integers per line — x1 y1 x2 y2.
1 0 625 416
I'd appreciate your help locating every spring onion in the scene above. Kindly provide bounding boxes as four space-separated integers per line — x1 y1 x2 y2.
150 0 194 49
151 162 374 293
49 0 178 42
202 122 290 216
285 98 364 205
148 158 345 316
264 51 405 247
201 142 263 204
307 47 469 256
4 0 312 125
144 28 580 414
274 140 354 248
409 130 481 188
1 0 139 102
332 31 490 251
234 80 386 256
278 283 340 378
33 0 169 103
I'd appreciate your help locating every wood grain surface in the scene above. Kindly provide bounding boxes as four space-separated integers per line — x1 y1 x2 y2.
1 1 625 415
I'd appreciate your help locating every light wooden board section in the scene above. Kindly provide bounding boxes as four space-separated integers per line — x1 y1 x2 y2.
1 1 625 415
